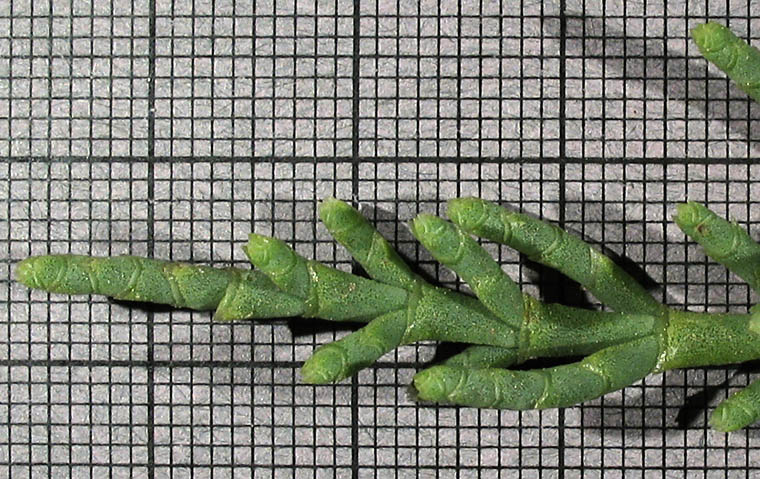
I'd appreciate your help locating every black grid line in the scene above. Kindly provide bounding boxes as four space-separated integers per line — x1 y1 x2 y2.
555 2 567 476
4 1 760 478
146 1 157 477
350 0 362 476
6 154 760 165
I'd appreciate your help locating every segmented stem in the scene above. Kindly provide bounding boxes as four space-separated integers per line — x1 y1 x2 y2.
447 197 665 316
692 21 760 104
674 202 760 294
15 254 305 320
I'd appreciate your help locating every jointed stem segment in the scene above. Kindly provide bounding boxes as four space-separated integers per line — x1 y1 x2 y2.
675 202 760 294
447 197 666 316
691 21 760 105
14 254 306 321
15 198 760 431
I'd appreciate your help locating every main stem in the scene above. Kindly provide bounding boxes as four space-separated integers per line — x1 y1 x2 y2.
659 310 760 371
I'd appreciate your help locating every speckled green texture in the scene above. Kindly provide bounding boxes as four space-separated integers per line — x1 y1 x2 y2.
660 311 760 371
711 378 760 432
415 335 661 409
439 302 658 369
245 233 409 322
692 21 760 104
400 286 517 347
447 197 665 316
674 202 760 293
410 213 525 328
414 365 547 410
319 197 421 291
16 199 760 431
523 300 657 358
301 310 408 384
214 270 305 321
442 345 519 369
313 198 526 381
15 255 304 320
244 218 524 383
16 255 227 309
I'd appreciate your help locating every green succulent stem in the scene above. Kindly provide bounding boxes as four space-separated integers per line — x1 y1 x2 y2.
14 254 305 321
15 197 760 431
691 21 760 104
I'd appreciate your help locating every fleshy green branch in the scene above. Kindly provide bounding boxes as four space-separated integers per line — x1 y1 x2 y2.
675 202 760 294
410 213 525 328
691 21 760 104
446 197 666 316
711 374 760 433
14 198 760 431
15 254 305 321
415 335 661 409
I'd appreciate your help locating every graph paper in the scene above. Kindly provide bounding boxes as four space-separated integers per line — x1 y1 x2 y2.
3 0 760 477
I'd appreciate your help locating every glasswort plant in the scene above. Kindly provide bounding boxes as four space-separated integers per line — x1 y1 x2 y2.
15 198 760 432
692 21 760 104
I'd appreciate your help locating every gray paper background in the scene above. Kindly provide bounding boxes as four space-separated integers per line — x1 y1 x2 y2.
3 0 760 477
